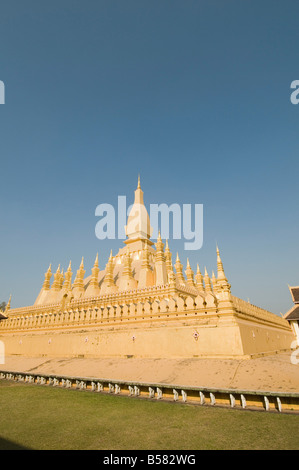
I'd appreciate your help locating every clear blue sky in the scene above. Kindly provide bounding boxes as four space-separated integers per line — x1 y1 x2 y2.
0 0 298 314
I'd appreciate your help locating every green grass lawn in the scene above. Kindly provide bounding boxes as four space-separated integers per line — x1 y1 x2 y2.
0 380 298 450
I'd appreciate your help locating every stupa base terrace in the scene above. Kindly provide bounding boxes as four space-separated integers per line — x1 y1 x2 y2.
0 291 294 360
0 179 296 367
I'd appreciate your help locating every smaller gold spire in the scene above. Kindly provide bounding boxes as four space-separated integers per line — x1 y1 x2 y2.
216 245 231 292
185 259 196 288
138 242 154 288
155 232 165 262
122 248 133 279
211 270 218 294
118 248 137 291
164 239 173 274
73 258 86 291
64 261 73 291
168 265 176 289
204 267 213 293
195 264 204 292
5 294 11 313
42 263 52 290
175 253 185 284
216 245 227 281
52 265 62 290
89 253 100 290
60 269 64 288
141 242 151 270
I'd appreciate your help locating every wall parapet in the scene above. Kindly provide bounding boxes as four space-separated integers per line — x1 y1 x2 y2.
231 296 289 329
0 292 292 333
1 370 298 414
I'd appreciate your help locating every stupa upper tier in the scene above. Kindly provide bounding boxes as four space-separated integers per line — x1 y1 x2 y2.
125 175 153 244
33 178 230 306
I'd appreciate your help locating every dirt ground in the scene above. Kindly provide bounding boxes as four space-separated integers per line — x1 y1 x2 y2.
1 352 299 392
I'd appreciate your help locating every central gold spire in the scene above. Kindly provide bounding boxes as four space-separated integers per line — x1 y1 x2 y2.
124 176 153 243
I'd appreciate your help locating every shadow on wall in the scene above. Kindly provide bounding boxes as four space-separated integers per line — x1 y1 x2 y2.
0 437 32 450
